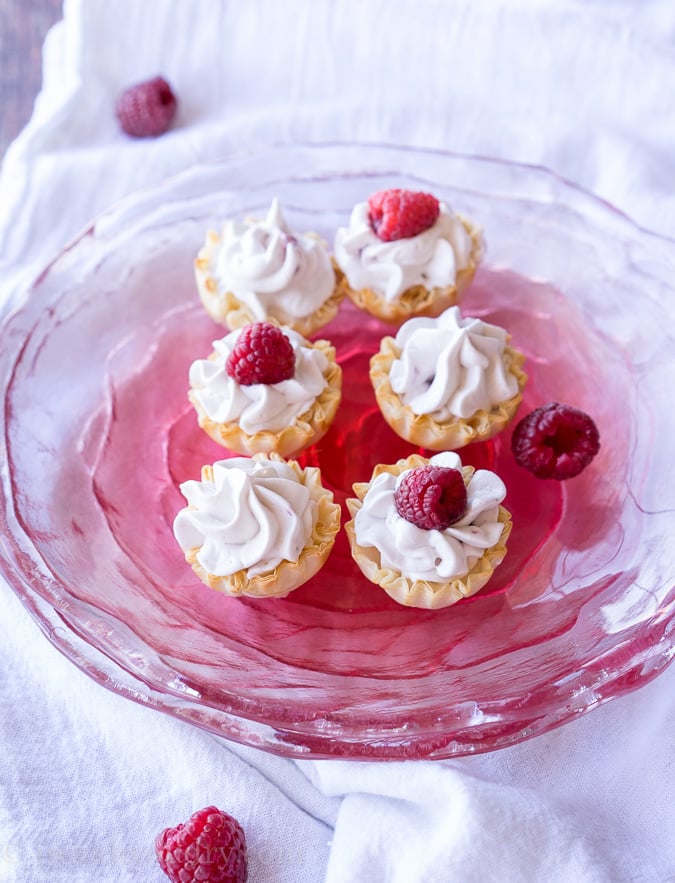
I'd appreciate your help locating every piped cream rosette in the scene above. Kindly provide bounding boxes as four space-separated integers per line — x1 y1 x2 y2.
174 453 341 598
188 326 342 458
195 198 347 336
334 202 484 325
370 307 527 450
345 452 512 609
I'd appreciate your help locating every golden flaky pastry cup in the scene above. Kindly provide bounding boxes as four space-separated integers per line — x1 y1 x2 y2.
369 336 527 451
345 454 512 609
195 231 348 336
183 455 342 598
343 215 484 325
189 339 342 458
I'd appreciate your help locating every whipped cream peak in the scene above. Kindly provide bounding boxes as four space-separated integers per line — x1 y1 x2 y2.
173 456 315 578
227 199 292 266
263 196 287 230
189 325 329 433
334 201 474 301
353 451 506 583
212 198 336 321
389 306 519 420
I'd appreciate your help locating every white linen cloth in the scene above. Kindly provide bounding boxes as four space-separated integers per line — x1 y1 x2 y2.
1 1 674 880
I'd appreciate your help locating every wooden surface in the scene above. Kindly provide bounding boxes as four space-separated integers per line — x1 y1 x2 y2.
0 0 64 157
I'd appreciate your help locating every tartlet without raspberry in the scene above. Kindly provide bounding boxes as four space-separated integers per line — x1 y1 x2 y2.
370 332 527 450
195 199 348 336
174 454 342 599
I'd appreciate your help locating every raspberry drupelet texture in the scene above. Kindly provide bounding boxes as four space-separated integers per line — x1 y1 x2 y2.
511 402 600 480
394 465 468 530
368 188 440 242
225 322 296 386
155 805 248 883
115 76 177 138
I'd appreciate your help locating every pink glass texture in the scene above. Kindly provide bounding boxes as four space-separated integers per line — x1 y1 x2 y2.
1 144 674 760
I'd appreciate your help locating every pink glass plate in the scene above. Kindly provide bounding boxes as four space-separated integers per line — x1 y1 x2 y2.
1 143 674 760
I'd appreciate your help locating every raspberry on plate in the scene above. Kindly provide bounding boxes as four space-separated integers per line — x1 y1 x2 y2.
115 75 177 138
155 805 248 883
394 464 468 530
368 188 440 242
225 322 296 385
511 402 600 480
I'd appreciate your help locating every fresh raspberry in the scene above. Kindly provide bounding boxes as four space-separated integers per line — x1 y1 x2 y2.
225 322 296 385
368 188 440 242
115 76 177 137
155 806 248 883
394 465 467 530
511 402 600 480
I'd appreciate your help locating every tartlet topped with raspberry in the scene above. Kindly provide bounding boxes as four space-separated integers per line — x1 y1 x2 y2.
345 451 512 609
333 187 484 324
188 321 342 458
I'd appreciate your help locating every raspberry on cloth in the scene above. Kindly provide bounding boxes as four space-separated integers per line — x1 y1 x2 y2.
155 806 248 883
115 75 177 137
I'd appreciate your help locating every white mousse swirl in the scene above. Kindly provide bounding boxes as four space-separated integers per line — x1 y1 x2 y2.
333 201 473 301
212 198 336 320
388 306 519 420
173 456 315 577
189 326 329 434
353 452 506 583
